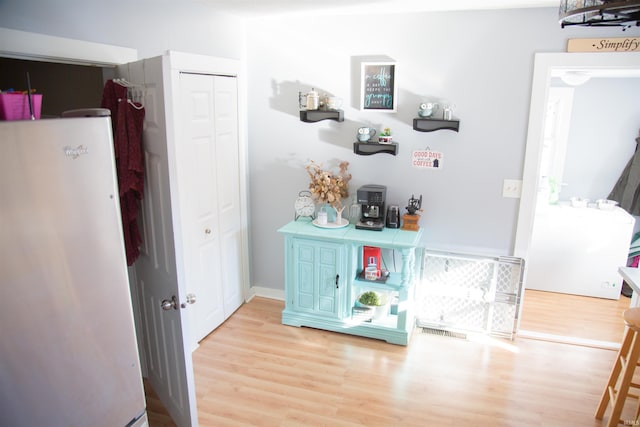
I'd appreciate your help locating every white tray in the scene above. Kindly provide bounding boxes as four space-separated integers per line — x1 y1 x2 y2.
312 218 349 229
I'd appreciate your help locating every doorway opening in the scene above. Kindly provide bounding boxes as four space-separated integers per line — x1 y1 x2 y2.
515 52 640 347
0 57 106 117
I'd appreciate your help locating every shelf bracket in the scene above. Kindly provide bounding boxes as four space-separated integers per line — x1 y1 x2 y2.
353 142 398 156
413 118 460 133
299 110 344 123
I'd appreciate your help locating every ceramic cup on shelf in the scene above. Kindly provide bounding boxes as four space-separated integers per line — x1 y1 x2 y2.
357 127 376 142
327 97 342 110
365 265 381 281
418 102 439 118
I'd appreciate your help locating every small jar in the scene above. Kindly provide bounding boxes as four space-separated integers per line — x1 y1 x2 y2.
317 208 328 225
306 88 319 110
443 106 452 120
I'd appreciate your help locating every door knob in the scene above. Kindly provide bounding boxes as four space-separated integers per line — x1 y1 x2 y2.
181 293 197 308
161 294 196 310
161 296 178 311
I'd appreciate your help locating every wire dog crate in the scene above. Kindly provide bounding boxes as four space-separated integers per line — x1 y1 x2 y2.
416 250 525 339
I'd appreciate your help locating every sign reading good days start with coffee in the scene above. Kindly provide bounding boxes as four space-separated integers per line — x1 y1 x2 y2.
412 149 443 170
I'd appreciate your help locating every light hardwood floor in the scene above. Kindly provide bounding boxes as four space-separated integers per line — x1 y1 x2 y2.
519 289 631 343
147 296 640 426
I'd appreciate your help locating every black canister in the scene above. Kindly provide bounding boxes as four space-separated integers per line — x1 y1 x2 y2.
386 205 400 228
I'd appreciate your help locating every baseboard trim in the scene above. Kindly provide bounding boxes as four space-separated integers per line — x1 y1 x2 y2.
517 329 620 350
246 286 285 302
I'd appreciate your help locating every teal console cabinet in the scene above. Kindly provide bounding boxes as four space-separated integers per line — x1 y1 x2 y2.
278 219 424 345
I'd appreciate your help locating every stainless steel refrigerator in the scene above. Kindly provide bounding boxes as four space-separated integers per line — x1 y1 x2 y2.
0 116 148 427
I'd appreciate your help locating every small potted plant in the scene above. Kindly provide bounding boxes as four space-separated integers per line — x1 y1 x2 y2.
358 291 381 307
378 127 392 144
358 291 389 319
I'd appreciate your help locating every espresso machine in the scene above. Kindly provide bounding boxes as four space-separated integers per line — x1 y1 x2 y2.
356 185 387 231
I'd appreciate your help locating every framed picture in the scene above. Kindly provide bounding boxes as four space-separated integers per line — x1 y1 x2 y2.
360 61 397 112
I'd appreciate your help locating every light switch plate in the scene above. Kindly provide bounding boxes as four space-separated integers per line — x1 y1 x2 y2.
503 179 522 198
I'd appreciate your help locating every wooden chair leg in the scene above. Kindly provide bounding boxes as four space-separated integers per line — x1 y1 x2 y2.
596 327 634 420
607 332 640 427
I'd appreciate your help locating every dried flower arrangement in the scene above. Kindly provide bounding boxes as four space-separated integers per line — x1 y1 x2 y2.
305 160 352 210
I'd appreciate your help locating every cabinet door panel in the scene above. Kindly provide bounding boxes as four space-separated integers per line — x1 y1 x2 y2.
297 262 314 309
297 246 314 303
292 239 343 318
318 263 337 314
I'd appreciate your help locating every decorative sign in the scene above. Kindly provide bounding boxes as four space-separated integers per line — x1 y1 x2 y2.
568 37 640 53
412 149 443 170
360 62 397 112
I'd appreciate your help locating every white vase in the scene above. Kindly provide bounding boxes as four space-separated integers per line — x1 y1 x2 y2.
360 303 389 320
373 304 389 320
335 206 345 224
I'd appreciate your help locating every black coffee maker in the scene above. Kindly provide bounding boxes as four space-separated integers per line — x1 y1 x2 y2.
356 184 386 231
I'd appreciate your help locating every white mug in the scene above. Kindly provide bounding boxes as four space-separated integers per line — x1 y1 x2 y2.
327 97 342 110
365 266 381 281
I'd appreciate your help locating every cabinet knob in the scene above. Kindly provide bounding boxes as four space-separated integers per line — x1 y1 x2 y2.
205 228 212 234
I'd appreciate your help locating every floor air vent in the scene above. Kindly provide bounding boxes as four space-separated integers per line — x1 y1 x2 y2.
421 327 467 340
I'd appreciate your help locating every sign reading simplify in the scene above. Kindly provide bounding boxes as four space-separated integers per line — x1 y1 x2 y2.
568 37 640 52
412 149 443 170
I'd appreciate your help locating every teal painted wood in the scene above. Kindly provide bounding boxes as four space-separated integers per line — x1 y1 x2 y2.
277 217 423 248
291 238 344 319
279 219 424 346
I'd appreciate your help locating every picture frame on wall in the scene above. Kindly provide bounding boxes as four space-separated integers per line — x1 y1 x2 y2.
360 61 397 112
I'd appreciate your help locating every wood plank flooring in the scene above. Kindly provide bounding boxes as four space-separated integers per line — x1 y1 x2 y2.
144 380 177 427
146 296 640 426
519 289 631 343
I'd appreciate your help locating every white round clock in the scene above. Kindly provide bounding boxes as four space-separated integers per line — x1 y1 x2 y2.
295 190 315 220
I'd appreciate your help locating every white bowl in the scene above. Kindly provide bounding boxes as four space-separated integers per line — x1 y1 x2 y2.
596 199 618 211
570 197 589 208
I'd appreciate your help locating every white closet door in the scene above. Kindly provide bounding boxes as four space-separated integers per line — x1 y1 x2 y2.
212 76 244 319
179 72 242 345
125 56 198 427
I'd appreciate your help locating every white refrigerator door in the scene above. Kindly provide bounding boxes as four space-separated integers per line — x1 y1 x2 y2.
0 118 146 427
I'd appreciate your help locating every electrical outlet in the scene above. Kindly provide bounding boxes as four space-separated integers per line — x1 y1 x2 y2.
502 179 522 198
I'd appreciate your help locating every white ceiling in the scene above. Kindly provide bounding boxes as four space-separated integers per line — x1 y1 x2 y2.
203 0 558 19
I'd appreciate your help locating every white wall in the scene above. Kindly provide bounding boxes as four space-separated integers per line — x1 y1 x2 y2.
0 0 245 60
561 78 640 201
2 2 639 295
246 7 640 291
